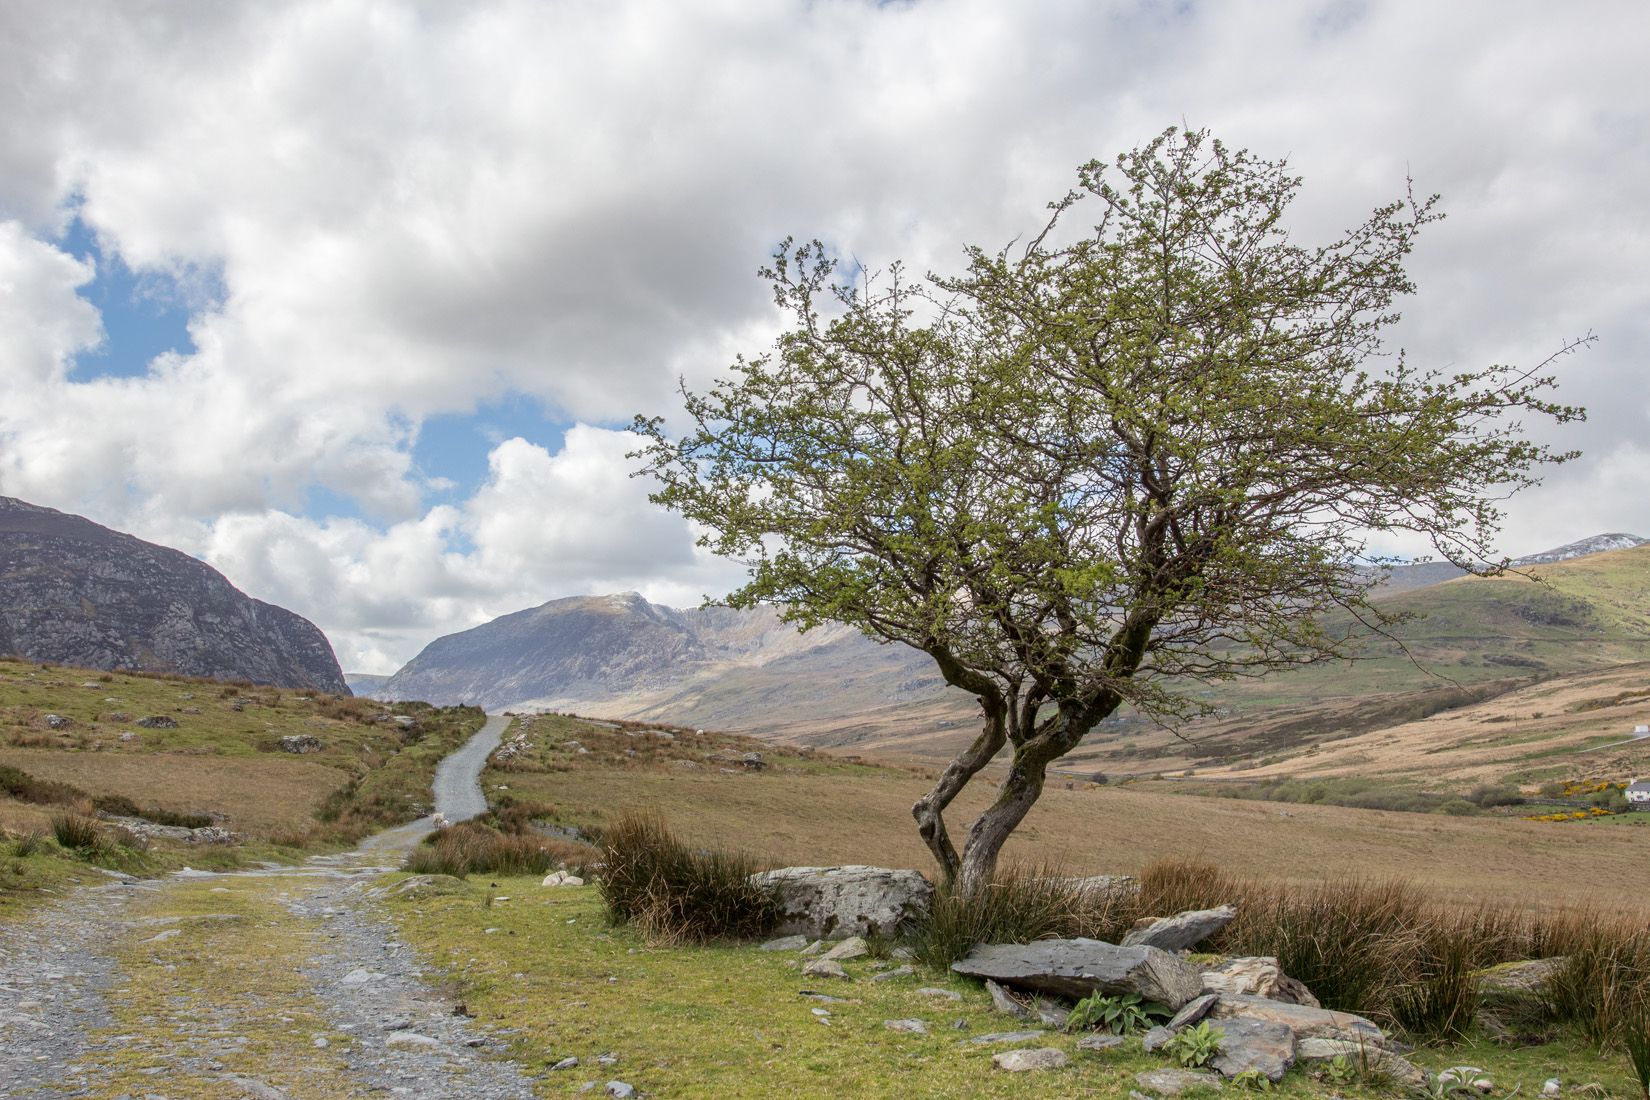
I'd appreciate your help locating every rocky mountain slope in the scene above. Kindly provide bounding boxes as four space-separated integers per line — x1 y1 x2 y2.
375 534 1650 756
0 496 347 692
376 592 955 738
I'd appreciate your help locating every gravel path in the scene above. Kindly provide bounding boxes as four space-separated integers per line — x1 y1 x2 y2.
0 715 538 1100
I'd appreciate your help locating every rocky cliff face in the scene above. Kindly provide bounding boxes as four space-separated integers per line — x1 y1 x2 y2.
0 496 348 692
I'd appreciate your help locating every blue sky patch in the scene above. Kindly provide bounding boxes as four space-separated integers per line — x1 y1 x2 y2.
413 393 570 501
59 214 219 381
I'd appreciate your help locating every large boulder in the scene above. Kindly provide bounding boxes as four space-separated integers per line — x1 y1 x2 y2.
1122 905 1237 952
748 866 932 939
952 939 1204 1010
1208 994 1390 1049
1200 957 1321 1008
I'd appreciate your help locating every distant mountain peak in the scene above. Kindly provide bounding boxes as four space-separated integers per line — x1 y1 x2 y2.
1511 533 1646 566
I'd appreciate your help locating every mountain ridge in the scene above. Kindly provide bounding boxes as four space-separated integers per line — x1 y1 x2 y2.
0 496 348 692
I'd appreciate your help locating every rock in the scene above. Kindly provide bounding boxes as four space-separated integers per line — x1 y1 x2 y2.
380 1017 413 1030
1208 1017 1295 1082
800 939 825 956
1123 905 1237 952
760 934 811 951
917 987 964 1001
986 978 1029 1019
870 965 915 982
1077 1034 1127 1052
386 1033 442 1050
885 1018 928 1034
674 760 702 768
394 715 417 728
1167 993 1220 1032
1200 957 1320 1008
966 1031 1045 1044
953 940 1204 1010
278 734 323 754
1478 957 1566 995
802 958 850 981
1034 998 1070 1027
550 1057 579 1070
340 968 378 985
1135 1068 1224 1095
136 715 180 729
1142 1025 1175 1053
1543 1078 1562 1097
749 865 934 939
605 1083 636 1098
798 991 848 1003
993 1048 1069 1071
393 874 467 898
821 936 869 961
1209 994 1389 1049
1295 1038 1428 1090
541 871 585 887
43 713 68 728
890 945 916 960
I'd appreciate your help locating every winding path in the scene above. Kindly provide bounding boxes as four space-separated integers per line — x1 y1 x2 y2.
1 715 539 1100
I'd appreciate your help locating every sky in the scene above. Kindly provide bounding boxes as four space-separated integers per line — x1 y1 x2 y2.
1 1 1647 673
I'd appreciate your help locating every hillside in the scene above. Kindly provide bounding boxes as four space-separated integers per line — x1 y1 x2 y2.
0 496 348 692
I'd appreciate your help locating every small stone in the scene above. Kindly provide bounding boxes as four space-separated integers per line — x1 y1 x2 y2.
1077 1033 1126 1052
278 733 323 754
551 1056 580 1070
1207 1017 1296 1083
802 958 850 981
596 1054 619 1064
986 978 1029 1019
1142 1025 1175 1053
604 1084 636 1099
952 1018 969 1030
821 936 869 961
44 713 69 729
340 968 375 985
885 1018 928 1034
890 946 916 959
869 965 915 982
1167 993 1219 1032
136 715 180 729
1122 905 1238 952
800 940 825 956
967 1030 1045 1044
760 934 811 951
1543 1079 1562 1097
541 871 585 887
917 987 963 1001
993 1047 1069 1072
798 991 848 1003
1135 1068 1224 1095
312 1037 329 1048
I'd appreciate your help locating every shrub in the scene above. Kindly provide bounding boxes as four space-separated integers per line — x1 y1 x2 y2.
0 764 88 808
405 820 593 879
599 811 779 945
50 813 103 852
92 793 143 818
1624 1007 1650 1100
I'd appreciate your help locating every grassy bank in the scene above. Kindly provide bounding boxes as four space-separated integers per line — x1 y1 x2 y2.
377 872 1642 1100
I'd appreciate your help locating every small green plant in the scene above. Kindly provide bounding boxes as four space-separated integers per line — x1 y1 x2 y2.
1324 1054 1359 1087
1067 991 1169 1034
1428 1066 1493 1098
1230 1067 1273 1091
1164 1021 1224 1068
12 830 43 857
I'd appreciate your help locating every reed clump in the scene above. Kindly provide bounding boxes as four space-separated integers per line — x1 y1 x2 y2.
598 811 779 945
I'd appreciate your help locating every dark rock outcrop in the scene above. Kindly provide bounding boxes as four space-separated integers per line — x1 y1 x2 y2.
0 496 347 692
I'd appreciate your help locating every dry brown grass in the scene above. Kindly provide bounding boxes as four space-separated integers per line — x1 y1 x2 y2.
0 749 349 837
491 757 1650 908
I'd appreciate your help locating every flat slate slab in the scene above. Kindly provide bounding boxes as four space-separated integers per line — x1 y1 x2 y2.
1208 994 1389 1049
1208 1017 1295 1082
952 939 1204 1009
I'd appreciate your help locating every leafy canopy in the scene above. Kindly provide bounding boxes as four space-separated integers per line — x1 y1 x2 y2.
632 128 1582 884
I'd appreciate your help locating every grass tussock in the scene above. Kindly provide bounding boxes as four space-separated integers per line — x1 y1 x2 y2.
599 811 780 946
910 855 1650 1045
406 820 594 879
49 812 103 851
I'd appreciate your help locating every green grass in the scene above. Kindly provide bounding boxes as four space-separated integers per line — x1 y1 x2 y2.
377 874 1645 1100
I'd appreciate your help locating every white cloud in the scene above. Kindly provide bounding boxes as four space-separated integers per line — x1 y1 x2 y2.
0 0 1645 668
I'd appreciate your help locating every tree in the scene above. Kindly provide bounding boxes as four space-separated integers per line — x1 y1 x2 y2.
630 128 1583 890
